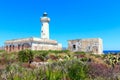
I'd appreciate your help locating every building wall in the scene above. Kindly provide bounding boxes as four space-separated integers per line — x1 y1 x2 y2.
68 38 103 54
31 43 62 50
5 42 62 52
4 37 63 52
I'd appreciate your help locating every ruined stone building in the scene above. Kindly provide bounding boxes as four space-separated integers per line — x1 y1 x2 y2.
5 12 62 52
68 38 103 54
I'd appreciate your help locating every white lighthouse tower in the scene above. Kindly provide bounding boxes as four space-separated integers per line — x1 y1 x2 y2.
40 12 50 39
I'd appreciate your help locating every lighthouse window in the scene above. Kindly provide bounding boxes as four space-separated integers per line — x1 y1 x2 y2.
43 33 45 35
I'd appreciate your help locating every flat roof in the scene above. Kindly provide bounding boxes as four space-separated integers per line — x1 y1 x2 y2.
68 38 102 41
5 37 58 44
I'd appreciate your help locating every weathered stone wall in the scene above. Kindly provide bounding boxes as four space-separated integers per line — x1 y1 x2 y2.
68 38 103 54
5 42 62 52
31 43 62 50
5 38 62 52
5 42 32 52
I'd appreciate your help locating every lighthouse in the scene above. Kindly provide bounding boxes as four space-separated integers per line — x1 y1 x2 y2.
5 12 62 52
40 12 50 39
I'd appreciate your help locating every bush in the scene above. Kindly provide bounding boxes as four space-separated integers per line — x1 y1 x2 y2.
33 50 49 61
88 62 113 79
48 50 70 54
74 51 86 55
18 49 33 62
0 50 4 52
66 59 89 80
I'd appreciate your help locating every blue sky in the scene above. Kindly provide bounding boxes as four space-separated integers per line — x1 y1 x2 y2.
0 0 120 50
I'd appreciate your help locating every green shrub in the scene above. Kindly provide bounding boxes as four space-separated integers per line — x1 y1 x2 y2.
74 51 86 55
67 59 89 80
33 50 49 61
18 49 33 62
0 50 5 54
45 65 63 80
81 57 88 62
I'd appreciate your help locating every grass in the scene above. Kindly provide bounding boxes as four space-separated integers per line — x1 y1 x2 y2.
0 50 120 80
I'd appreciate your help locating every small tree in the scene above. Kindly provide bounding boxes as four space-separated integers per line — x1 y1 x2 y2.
18 49 33 62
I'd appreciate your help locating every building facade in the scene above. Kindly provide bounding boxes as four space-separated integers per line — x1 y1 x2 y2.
5 12 62 52
68 38 103 54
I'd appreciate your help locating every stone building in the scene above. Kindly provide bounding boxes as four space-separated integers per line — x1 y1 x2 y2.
5 12 62 52
68 38 103 54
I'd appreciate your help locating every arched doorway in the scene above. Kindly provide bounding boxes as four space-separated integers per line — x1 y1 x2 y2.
6 46 8 51
12 45 15 51
18 44 21 50
22 43 31 50
9 45 12 52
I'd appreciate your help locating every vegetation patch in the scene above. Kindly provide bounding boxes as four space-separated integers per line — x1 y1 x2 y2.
0 50 120 80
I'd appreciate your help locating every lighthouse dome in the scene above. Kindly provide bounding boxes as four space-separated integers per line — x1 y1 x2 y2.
40 12 50 22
